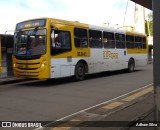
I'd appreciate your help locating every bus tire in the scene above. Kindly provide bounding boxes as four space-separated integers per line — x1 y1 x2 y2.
75 62 85 81
128 59 135 72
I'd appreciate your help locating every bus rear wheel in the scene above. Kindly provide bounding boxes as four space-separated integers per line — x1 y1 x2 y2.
75 62 85 81
128 59 135 72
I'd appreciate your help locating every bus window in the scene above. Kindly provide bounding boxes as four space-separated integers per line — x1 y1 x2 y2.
103 32 115 48
115 33 125 48
135 36 142 49
14 29 46 56
142 37 146 49
126 35 135 49
89 30 102 48
74 28 88 48
51 30 71 55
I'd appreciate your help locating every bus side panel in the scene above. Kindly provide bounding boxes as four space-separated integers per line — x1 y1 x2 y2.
50 58 75 78
134 54 148 67
114 49 128 71
50 59 62 78
127 49 148 68
50 58 90 78
89 48 129 73
89 48 105 73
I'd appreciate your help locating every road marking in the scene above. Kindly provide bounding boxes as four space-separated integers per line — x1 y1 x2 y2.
70 119 83 125
51 127 69 130
35 83 153 130
51 119 82 130
102 101 123 109
122 87 153 102
55 83 153 122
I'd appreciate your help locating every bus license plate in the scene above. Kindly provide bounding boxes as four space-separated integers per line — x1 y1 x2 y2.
24 72 30 75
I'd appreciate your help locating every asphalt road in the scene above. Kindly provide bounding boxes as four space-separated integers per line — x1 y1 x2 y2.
0 64 153 121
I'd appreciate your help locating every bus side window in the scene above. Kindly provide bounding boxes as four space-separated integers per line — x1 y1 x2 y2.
52 30 71 49
126 35 135 49
51 30 71 55
142 37 146 49
74 28 88 48
135 36 142 49
89 30 102 48
103 32 115 48
51 30 61 48
115 33 125 49
58 32 71 48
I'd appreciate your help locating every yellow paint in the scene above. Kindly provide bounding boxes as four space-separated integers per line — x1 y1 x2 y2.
71 119 82 121
51 127 70 130
13 54 50 79
126 31 146 36
126 31 148 54
127 49 148 54
50 119 82 130
102 101 123 109
51 48 90 59
49 20 90 59
122 87 153 102
50 19 90 59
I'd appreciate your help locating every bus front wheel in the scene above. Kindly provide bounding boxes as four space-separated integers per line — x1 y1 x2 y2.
128 59 135 72
75 62 85 81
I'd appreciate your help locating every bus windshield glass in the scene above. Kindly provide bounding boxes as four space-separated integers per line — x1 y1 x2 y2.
14 29 46 56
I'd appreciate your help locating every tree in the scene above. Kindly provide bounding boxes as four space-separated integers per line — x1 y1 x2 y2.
145 12 153 36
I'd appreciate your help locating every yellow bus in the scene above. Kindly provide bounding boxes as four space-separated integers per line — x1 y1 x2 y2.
13 18 148 81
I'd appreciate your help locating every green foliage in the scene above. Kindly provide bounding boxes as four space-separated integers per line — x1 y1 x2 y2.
145 12 153 36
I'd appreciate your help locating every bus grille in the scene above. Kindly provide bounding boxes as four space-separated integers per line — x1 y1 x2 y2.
16 62 41 70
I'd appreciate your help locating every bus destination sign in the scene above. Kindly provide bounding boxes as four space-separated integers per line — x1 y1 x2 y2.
16 19 46 30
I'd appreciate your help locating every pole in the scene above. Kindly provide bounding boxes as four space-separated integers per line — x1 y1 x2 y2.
123 0 129 26
153 0 160 129
5 30 14 77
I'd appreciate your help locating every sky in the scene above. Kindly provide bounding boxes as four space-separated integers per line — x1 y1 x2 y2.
0 0 151 34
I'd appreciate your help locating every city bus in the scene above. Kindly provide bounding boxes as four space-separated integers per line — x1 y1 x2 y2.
12 18 148 81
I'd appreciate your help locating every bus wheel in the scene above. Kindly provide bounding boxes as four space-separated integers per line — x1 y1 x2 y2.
128 59 135 72
75 62 85 81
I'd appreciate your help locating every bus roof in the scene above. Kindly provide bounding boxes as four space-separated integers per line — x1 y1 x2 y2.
16 17 147 36
89 24 126 34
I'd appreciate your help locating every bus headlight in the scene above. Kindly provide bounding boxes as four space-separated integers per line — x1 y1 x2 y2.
41 60 46 68
41 63 45 67
13 63 16 68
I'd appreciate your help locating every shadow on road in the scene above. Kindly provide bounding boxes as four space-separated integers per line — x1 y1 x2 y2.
15 69 143 88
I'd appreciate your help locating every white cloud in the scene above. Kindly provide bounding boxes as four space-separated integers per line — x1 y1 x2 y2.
0 0 149 34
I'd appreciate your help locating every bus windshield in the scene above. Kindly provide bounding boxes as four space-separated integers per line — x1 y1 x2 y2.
14 29 46 56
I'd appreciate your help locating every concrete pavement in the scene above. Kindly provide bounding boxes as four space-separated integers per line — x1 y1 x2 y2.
0 67 28 85
40 85 156 130
0 65 156 130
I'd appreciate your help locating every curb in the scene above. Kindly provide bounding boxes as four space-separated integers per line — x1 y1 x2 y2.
36 86 154 130
0 77 30 85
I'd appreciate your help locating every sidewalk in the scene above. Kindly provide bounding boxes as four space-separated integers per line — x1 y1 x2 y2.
41 86 156 130
0 67 27 85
